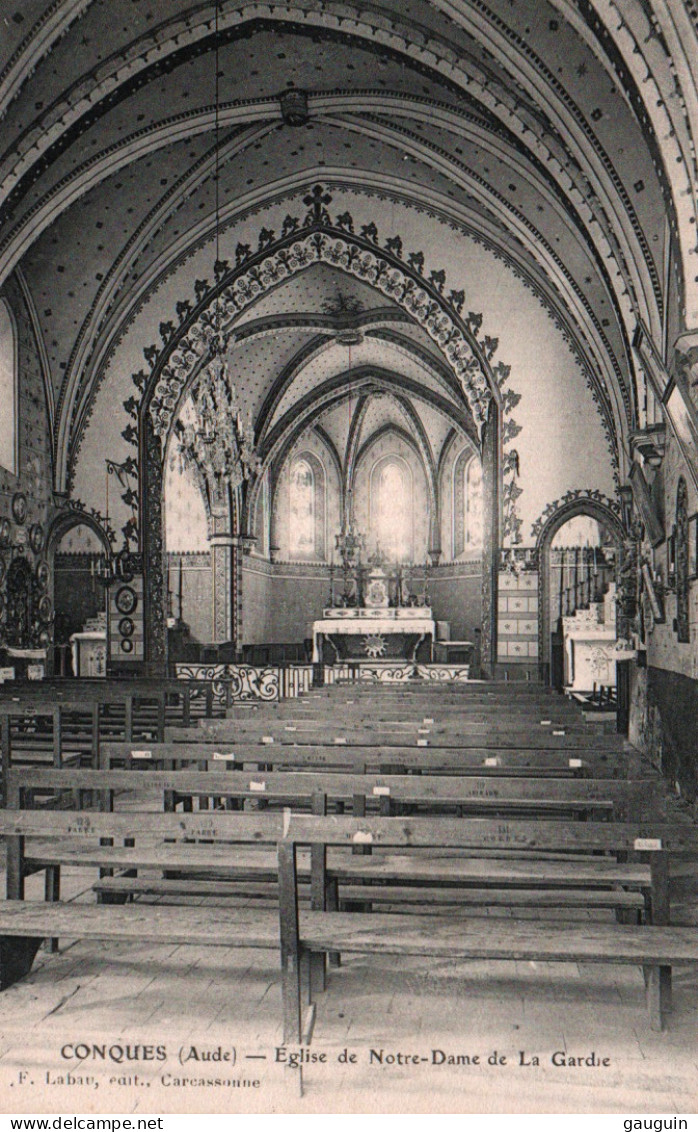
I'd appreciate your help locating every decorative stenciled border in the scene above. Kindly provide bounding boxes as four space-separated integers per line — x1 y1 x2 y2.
176 663 280 703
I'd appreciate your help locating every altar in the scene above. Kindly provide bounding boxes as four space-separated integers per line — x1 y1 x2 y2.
70 613 107 677
312 606 435 663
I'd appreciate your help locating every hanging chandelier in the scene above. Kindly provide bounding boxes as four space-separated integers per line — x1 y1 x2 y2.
172 1 260 494
334 489 366 567
173 326 261 490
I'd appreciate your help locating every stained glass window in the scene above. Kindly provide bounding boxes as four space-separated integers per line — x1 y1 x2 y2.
0 299 17 474
453 449 483 556
372 458 413 561
289 458 316 558
465 458 483 548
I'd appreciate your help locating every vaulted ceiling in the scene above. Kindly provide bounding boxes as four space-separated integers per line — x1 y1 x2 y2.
1 0 696 507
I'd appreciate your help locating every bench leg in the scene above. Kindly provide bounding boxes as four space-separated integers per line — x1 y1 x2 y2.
309 950 326 997
281 948 303 1045
44 867 60 953
0 937 43 990
615 907 641 925
326 879 341 969
279 841 302 1045
646 964 672 1031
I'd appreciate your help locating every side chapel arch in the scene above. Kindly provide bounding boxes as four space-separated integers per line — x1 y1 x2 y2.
535 498 625 685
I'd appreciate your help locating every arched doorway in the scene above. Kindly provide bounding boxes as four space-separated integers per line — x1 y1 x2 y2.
536 501 624 688
47 513 111 677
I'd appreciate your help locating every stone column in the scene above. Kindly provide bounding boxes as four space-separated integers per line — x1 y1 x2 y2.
141 415 167 675
480 399 500 678
209 507 237 646
428 483 441 566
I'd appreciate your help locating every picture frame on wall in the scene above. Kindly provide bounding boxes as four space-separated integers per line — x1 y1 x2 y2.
688 514 698 580
641 562 665 624
667 528 676 581
664 376 698 493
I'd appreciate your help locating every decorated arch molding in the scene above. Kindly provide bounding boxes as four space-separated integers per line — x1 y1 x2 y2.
145 203 505 443
134 188 516 667
531 491 624 551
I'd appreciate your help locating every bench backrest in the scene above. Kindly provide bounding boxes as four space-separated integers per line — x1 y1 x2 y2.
105 739 632 777
179 723 627 752
8 765 662 820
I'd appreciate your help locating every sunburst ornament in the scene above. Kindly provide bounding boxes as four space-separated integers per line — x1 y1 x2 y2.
363 632 387 658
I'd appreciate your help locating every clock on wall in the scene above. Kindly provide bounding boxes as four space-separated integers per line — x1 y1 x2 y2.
114 585 138 615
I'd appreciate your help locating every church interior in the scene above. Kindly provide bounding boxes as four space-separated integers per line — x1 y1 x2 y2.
0 0 697 1115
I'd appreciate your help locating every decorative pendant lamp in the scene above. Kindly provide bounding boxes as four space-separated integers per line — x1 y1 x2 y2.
173 1 260 492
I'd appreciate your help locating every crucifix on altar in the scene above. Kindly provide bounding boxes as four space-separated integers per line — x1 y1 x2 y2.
318 502 434 667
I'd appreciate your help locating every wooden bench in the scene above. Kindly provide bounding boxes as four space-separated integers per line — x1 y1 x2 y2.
17 764 660 822
174 720 631 754
6 767 660 925
0 806 286 993
3 768 688 1040
109 738 636 779
277 812 698 1038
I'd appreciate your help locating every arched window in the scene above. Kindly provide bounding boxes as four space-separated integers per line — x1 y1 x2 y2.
370 457 413 561
452 448 483 556
289 458 315 558
465 458 483 549
0 299 17 474
287 453 327 560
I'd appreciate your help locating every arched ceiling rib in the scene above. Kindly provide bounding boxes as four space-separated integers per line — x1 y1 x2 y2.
1 0 695 495
56 168 630 488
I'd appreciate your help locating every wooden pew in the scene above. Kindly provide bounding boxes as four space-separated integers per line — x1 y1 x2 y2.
171 720 630 753
3 768 661 933
0 804 285 994
17 765 660 823
277 811 698 1038
105 739 636 779
0 677 224 729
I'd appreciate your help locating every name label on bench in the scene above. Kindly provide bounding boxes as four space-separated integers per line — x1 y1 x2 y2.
213 752 235 761
417 739 428 747
485 757 499 767
540 720 552 726
131 750 152 760
423 718 434 725
285 726 297 732
553 730 566 736
634 837 662 851
334 737 347 745
568 758 583 768
262 736 274 744
418 728 430 734
373 786 391 796
353 831 373 844
250 781 267 792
